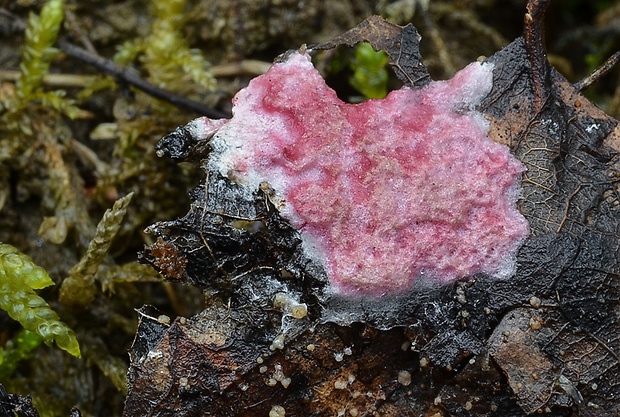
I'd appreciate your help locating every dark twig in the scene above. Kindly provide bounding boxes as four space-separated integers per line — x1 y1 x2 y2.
57 41 228 119
0 7 228 119
64 9 98 55
574 51 620 92
419 6 456 77
524 0 550 113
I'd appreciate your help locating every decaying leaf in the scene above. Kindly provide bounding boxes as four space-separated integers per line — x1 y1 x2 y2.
0 382 40 417
310 14 430 87
131 5 620 416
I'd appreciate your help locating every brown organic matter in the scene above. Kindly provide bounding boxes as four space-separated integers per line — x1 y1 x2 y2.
134 4 620 417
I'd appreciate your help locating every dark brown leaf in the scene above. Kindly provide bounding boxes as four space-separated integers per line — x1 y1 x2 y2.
310 15 430 87
131 8 620 416
0 383 40 417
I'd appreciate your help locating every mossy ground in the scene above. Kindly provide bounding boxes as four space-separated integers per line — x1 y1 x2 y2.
0 1 618 415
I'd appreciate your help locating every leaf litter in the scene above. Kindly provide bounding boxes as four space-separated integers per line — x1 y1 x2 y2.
132 5 620 417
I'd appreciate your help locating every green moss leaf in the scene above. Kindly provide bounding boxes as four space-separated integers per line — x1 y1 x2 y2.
17 0 65 99
0 243 81 358
0 329 43 379
60 192 134 307
144 0 215 91
349 43 389 99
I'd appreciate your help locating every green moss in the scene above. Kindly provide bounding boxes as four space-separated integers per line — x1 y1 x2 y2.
0 0 82 160
16 0 81 119
349 43 389 99
60 193 134 307
16 0 65 99
114 0 215 93
0 330 43 380
0 243 81 358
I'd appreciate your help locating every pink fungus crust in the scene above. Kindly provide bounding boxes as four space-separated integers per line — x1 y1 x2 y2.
206 51 529 296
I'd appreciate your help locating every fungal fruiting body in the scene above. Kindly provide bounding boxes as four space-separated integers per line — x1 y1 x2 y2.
197 51 529 296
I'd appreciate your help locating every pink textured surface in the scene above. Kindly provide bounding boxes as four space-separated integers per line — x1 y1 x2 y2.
208 52 529 296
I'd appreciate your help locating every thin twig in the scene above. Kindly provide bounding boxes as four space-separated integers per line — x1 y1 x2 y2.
0 7 229 119
57 41 228 119
0 59 272 88
420 5 456 76
71 138 110 176
524 0 550 113
433 4 508 50
574 51 620 91
64 9 98 55
210 60 271 77
0 70 95 87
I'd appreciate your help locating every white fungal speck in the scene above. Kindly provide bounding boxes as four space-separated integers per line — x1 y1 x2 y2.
529 315 543 330
334 380 348 390
398 370 412 386
456 286 467 304
147 350 163 360
272 292 308 319
157 314 171 325
269 405 286 417
273 292 289 308
291 304 308 319
270 334 285 351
